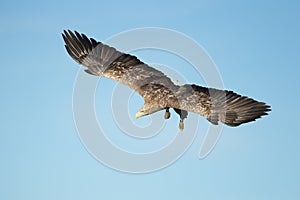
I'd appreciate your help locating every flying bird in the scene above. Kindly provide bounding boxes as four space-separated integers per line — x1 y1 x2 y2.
62 30 271 130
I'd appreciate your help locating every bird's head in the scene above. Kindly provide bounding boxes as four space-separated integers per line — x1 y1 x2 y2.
135 110 147 119
135 104 163 119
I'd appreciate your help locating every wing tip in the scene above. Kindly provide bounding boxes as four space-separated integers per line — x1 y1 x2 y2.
62 29 97 64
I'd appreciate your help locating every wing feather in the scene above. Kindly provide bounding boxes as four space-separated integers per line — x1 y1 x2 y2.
62 30 176 99
174 84 271 126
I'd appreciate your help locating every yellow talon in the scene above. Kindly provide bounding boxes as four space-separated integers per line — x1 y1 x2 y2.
179 120 184 131
164 110 170 119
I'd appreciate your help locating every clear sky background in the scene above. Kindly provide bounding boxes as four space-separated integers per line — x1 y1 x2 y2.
1 0 300 199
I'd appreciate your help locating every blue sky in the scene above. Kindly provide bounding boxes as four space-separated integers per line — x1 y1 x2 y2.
1 0 300 199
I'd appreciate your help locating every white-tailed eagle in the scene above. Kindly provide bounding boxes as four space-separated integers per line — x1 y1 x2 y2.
62 30 271 130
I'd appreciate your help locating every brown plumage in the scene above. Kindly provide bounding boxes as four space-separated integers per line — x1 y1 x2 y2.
62 30 271 129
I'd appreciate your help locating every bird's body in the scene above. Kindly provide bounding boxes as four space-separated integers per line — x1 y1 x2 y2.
62 30 271 129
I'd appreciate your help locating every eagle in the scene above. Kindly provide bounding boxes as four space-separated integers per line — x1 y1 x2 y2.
62 30 271 130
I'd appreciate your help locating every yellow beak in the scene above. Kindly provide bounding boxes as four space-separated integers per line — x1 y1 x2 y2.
135 112 141 119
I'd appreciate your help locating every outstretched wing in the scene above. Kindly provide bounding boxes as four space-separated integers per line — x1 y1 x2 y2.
62 30 177 99
174 84 271 126
62 30 271 126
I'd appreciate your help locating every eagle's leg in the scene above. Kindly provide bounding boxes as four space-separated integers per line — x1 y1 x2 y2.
179 119 184 130
173 108 188 131
164 108 170 119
